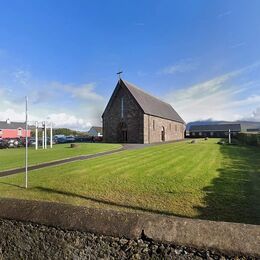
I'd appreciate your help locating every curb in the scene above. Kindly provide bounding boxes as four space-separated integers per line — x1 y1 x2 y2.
0 198 259 257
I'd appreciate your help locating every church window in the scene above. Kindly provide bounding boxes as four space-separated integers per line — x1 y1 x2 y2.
121 97 124 118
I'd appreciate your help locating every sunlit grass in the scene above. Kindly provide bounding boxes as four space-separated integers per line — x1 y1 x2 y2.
0 138 259 224
0 143 121 171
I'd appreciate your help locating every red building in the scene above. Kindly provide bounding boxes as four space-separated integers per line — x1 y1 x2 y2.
0 121 31 139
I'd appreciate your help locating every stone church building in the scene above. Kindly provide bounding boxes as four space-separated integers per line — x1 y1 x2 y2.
102 79 185 144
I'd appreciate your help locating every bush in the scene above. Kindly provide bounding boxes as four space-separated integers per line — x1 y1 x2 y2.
237 133 260 146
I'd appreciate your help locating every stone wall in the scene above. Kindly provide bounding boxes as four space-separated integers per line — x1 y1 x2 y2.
0 199 259 258
103 85 144 143
144 114 185 144
0 219 249 259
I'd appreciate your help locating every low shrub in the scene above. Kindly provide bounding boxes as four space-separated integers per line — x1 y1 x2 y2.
237 133 260 146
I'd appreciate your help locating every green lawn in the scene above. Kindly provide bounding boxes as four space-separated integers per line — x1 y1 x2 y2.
0 138 259 225
0 143 121 171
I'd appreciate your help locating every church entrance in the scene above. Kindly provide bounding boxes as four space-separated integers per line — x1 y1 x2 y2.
122 130 127 143
118 122 128 143
161 126 165 142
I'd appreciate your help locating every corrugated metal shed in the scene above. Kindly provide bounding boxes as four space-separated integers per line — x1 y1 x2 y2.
189 124 241 132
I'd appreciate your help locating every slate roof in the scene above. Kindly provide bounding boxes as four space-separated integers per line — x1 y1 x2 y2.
189 124 241 132
0 121 26 130
89 126 103 134
121 80 185 124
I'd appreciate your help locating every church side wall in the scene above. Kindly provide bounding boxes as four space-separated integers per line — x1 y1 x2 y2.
144 114 185 144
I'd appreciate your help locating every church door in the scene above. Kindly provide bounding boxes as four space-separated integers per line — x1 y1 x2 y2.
118 122 128 143
122 130 127 143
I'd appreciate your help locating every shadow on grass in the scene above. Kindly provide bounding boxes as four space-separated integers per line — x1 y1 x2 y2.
0 182 23 189
196 142 260 225
34 186 187 218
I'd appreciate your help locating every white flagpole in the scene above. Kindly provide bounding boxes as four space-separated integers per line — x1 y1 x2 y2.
42 122 45 149
35 121 38 150
50 122 53 148
25 96 28 189
44 121 47 149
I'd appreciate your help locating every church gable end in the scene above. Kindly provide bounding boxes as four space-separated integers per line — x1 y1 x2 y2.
102 81 144 143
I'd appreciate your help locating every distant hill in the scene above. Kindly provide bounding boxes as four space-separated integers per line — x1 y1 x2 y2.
186 120 260 131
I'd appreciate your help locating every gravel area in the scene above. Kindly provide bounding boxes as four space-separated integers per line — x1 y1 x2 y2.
0 219 255 260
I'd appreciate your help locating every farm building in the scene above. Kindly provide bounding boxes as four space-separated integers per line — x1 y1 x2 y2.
188 124 241 138
102 79 185 143
0 120 31 139
188 121 260 138
88 126 103 137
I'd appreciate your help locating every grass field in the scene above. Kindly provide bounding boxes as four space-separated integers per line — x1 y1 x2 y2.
0 143 121 171
0 138 259 224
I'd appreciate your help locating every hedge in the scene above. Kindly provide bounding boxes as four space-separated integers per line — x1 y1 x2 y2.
237 132 260 146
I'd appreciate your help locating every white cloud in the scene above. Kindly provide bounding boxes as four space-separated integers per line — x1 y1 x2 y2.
217 11 232 18
230 42 246 49
13 69 31 86
47 113 92 130
54 82 103 101
243 107 260 122
159 59 199 75
0 76 105 130
251 107 260 121
0 108 93 131
0 108 26 122
165 64 260 122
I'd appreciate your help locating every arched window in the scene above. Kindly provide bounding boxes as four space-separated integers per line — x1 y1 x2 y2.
161 126 165 141
121 97 124 119
17 128 22 137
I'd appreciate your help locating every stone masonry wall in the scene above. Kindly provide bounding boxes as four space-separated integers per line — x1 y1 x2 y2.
103 85 144 143
144 114 185 144
0 219 248 260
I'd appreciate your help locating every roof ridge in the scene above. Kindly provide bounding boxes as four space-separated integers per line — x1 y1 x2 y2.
121 79 172 107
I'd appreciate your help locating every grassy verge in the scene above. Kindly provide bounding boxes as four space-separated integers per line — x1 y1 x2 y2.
0 138 259 224
0 143 121 171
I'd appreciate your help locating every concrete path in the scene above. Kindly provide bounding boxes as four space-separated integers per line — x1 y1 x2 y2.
0 139 185 178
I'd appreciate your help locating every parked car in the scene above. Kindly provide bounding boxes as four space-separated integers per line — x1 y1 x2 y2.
94 136 103 142
66 135 75 143
54 137 67 144
75 136 91 142
0 139 8 149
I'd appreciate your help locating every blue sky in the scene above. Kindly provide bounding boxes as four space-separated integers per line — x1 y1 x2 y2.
0 1 260 129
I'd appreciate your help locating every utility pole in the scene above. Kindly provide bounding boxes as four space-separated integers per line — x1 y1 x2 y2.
25 96 28 189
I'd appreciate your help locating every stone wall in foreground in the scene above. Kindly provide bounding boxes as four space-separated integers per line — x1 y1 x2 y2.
0 198 259 259
0 219 249 260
